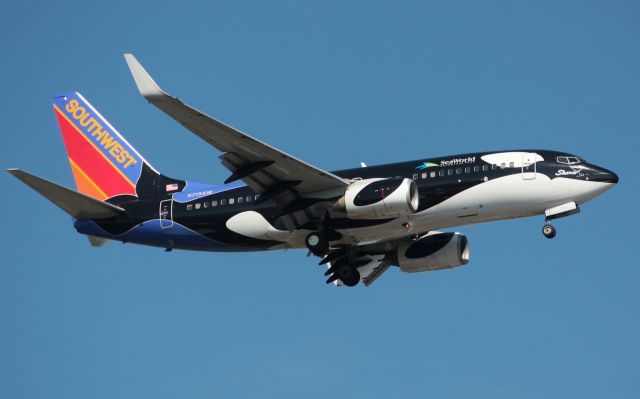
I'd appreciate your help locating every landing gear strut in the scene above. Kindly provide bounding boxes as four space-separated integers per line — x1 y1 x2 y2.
542 221 556 239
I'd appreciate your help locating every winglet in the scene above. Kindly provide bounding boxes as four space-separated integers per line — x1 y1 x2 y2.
124 53 167 100
7 168 125 219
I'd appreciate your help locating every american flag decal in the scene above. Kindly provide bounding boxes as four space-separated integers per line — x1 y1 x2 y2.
166 183 179 192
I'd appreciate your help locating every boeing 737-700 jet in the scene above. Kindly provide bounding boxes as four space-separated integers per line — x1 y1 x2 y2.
7 54 619 287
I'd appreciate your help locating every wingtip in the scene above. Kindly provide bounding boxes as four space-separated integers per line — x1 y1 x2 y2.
7 168 34 182
123 53 167 100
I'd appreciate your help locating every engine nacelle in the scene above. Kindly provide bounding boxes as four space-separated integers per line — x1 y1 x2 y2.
334 178 419 219
396 232 470 272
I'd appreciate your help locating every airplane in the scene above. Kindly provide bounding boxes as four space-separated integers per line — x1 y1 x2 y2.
7 54 619 287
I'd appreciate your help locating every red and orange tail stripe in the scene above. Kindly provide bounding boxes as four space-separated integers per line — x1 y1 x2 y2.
53 92 146 200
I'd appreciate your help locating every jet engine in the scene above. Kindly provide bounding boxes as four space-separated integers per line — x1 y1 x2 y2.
334 177 419 219
395 232 470 272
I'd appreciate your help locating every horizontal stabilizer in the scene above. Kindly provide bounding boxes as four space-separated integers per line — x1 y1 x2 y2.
7 168 125 219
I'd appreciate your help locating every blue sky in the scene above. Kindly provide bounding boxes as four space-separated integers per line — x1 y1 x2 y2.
1 1 638 398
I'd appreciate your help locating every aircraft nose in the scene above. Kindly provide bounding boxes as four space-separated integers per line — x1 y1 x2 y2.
592 165 619 184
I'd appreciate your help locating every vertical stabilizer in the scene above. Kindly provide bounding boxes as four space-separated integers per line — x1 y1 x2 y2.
52 92 156 200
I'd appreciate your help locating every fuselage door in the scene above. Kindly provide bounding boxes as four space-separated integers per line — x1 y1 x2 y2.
159 199 174 229
522 153 537 180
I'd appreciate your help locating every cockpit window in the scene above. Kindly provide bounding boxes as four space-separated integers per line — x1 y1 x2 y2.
557 156 581 165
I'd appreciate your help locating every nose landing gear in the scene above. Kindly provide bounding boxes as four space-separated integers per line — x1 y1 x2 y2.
542 202 581 239
542 221 556 239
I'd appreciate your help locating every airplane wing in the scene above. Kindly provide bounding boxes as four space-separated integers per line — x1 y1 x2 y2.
124 54 349 210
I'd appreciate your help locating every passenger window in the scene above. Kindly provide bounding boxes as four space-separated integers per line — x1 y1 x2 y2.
412 173 418 180
430 171 436 178
482 165 489 171
203 202 209 208
447 169 453 176
255 195 260 201
186 204 193 211
492 164 497 170
421 172 427 179
246 196 252 202
456 168 462 175
439 170 445 177
474 166 480 172
221 199 227 206
212 200 218 207
238 197 244 203
229 198 235 205
509 161 514 168
195 203 201 210
465 167 471 173
500 163 506 169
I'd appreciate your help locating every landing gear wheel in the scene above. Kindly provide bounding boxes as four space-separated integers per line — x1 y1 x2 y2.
542 223 556 239
336 265 361 287
305 232 329 256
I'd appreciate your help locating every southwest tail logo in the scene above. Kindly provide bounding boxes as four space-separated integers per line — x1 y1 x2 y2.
64 99 138 169
53 92 148 200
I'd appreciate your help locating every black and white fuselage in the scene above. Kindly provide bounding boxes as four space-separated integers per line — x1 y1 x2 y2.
127 149 615 253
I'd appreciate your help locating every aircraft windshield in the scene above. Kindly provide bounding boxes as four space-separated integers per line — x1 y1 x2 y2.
557 156 582 165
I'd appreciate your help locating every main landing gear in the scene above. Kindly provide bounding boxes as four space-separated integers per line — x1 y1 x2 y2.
305 232 329 256
305 212 341 257
325 261 361 287
542 221 556 239
307 231 360 286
